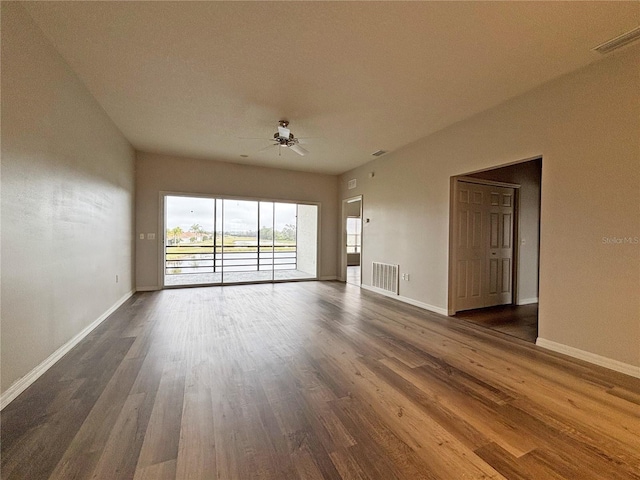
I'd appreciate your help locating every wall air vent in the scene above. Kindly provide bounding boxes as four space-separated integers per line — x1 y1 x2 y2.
371 150 387 157
372 262 399 294
593 26 640 55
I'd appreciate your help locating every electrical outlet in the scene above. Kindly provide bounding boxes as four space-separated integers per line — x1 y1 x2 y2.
139 233 145 240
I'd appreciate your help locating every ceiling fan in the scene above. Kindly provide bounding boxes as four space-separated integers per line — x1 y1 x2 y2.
267 120 309 156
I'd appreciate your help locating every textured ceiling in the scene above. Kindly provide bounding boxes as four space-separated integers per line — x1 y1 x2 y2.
23 1 639 174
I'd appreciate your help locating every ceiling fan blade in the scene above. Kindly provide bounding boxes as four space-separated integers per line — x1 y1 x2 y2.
278 126 290 138
289 144 308 156
256 143 277 153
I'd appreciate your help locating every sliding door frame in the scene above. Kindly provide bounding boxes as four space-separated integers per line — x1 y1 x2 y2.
158 191 321 288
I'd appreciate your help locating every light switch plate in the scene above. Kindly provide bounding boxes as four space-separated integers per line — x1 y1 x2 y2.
139 233 145 240
147 233 156 240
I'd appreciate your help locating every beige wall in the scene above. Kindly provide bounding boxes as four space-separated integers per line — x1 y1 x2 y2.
468 159 541 304
1 4 136 394
340 46 639 367
135 152 338 288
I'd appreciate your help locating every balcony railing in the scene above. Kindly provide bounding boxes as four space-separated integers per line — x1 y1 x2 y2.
165 244 297 275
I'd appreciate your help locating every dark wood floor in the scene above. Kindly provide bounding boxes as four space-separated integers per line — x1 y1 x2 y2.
454 304 538 343
2 282 639 479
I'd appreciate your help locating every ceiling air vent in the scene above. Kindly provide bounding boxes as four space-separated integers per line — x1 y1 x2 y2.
593 26 640 55
371 150 387 157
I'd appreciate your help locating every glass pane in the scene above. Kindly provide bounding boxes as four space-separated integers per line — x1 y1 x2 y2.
223 199 268 283
164 196 318 286
274 203 297 279
259 202 275 277
164 196 217 286
346 217 361 253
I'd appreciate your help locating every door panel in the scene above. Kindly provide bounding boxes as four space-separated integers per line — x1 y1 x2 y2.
458 210 468 248
490 213 500 248
502 213 512 247
455 182 487 310
486 188 514 306
471 259 482 297
489 259 499 295
501 259 511 293
454 181 515 311
472 211 482 247
457 260 467 298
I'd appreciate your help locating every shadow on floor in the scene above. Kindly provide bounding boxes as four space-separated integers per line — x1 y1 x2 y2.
454 304 538 343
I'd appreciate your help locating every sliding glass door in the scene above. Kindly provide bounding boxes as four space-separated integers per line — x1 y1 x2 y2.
164 195 318 287
165 196 219 285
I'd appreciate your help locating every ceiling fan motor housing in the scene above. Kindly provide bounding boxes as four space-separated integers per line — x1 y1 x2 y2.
274 131 296 146
271 120 308 155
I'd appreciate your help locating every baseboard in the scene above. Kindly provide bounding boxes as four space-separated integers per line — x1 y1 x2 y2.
518 297 539 305
536 338 640 379
360 284 397 298
0 289 136 410
319 276 338 281
360 284 448 316
136 286 160 291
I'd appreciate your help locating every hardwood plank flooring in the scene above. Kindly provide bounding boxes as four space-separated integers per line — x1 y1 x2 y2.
2 282 639 479
454 304 539 343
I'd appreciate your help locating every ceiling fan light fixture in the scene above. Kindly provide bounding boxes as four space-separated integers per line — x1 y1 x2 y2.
264 120 309 156
278 125 291 139
277 120 291 139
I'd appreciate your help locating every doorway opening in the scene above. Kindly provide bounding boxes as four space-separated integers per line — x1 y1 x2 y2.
448 158 542 342
163 194 319 287
342 196 362 286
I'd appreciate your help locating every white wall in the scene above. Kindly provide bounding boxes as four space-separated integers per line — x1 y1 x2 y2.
135 152 338 289
296 204 318 276
1 4 136 395
340 46 640 369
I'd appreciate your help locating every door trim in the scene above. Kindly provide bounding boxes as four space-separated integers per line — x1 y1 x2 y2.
455 176 522 189
447 178 521 315
340 195 363 283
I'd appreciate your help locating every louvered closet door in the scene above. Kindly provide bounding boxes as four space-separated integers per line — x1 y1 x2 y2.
454 181 514 311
